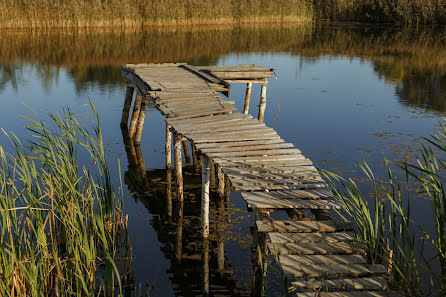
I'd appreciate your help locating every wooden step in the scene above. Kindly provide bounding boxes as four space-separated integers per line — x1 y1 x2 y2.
279 255 366 266
256 220 353 233
268 242 368 255
268 232 354 243
283 263 386 278
291 276 389 290
296 291 401 297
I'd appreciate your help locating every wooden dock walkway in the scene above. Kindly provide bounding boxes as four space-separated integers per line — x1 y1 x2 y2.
120 63 401 296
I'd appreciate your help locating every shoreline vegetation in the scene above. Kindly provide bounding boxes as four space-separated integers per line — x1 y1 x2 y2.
0 0 445 28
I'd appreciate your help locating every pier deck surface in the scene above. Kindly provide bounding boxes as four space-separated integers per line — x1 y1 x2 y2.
121 63 401 296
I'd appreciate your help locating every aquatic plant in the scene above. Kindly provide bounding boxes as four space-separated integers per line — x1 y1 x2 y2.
0 103 126 296
321 120 446 295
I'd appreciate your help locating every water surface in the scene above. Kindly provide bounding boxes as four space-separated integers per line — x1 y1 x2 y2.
1 24 445 296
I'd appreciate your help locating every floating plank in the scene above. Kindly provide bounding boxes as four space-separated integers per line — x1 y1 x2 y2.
283 263 386 278
268 242 368 255
268 232 354 243
256 220 353 233
291 276 389 290
279 254 366 266
296 291 401 297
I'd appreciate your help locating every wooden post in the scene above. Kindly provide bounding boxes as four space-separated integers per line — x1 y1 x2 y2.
174 133 183 205
217 165 225 198
129 92 143 139
120 84 134 128
224 175 231 223
210 159 215 189
165 123 172 168
182 140 191 164
134 95 149 143
217 192 225 273
166 123 172 219
135 143 147 188
192 144 200 174
243 82 252 114
176 189 184 262
258 82 267 122
201 157 210 237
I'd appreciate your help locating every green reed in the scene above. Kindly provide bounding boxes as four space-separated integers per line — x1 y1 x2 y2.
0 102 126 296
321 121 446 295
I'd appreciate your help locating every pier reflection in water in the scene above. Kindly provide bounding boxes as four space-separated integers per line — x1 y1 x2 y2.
121 127 261 296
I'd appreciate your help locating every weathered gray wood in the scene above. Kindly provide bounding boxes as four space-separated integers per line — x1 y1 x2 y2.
279 254 366 266
165 123 172 168
256 220 353 233
241 189 332 200
291 276 389 290
182 140 191 164
174 133 183 206
268 232 354 243
243 195 343 210
192 133 281 143
296 292 401 297
268 241 368 255
196 138 285 149
128 92 143 139
199 142 294 153
217 165 225 197
167 108 237 120
243 82 252 114
205 148 302 158
134 95 149 143
258 82 267 122
216 159 314 168
167 112 250 125
282 263 386 278
202 157 211 237
121 85 135 128
226 171 321 181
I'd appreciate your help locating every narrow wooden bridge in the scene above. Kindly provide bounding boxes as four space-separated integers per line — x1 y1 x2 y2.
120 63 400 296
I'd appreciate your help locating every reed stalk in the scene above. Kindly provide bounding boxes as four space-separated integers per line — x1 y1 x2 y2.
0 102 126 296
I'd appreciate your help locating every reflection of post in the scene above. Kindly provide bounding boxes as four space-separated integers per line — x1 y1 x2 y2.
201 157 210 237
129 92 143 139
250 226 267 297
176 185 184 262
134 143 147 187
224 175 231 223
243 82 252 114
217 193 225 273
135 95 149 143
182 140 191 164
210 159 216 189
202 237 210 297
258 82 267 122
121 84 135 128
166 123 172 219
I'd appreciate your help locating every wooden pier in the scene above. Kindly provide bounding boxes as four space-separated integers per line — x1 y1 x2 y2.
121 63 400 296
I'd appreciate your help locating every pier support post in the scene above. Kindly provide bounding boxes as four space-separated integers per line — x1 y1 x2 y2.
210 159 216 189
166 123 172 219
182 140 191 164
134 95 149 143
243 82 252 114
192 143 200 174
201 157 211 237
258 82 267 122
120 84 134 128
217 165 225 198
202 237 210 296
129 92 143 139
174 133 183 204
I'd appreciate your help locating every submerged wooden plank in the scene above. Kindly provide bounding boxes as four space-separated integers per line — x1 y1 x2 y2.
256 220 353 233
282 263 386 278
295 291 400 297
268 232 354 243
291 276 389 290
268 242 368 255
279 254 366 266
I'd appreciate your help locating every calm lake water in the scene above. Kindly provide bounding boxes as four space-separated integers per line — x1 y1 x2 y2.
1 24 445 296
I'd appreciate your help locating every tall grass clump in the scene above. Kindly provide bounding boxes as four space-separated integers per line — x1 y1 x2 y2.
0 102 126 296
314 0 446 24
322 121 446 295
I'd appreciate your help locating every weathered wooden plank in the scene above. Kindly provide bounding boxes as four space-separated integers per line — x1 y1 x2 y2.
231 178 325 188
222 166 317 175
295 291 400 297
243 195 342 210
268 232 354 243
216 159 314 168
268 241 367 255
167 113 249 125
213 155 307 163
210 70 274 80
235 184 327 191
166 108 237 120
279 254 366 266
183 126 276 137
177 120 266 134
226 171 321 181
199 142 294 153
241 189 332 200
291 276 389 290
195 139 285 149
283 263 386 278
160 103 235 114
205 148 302 158
256 220 353 233
197 64 272 72
192 134 281 143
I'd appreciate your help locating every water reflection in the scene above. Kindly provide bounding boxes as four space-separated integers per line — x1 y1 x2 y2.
121 129 249 296
1 24 446 112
